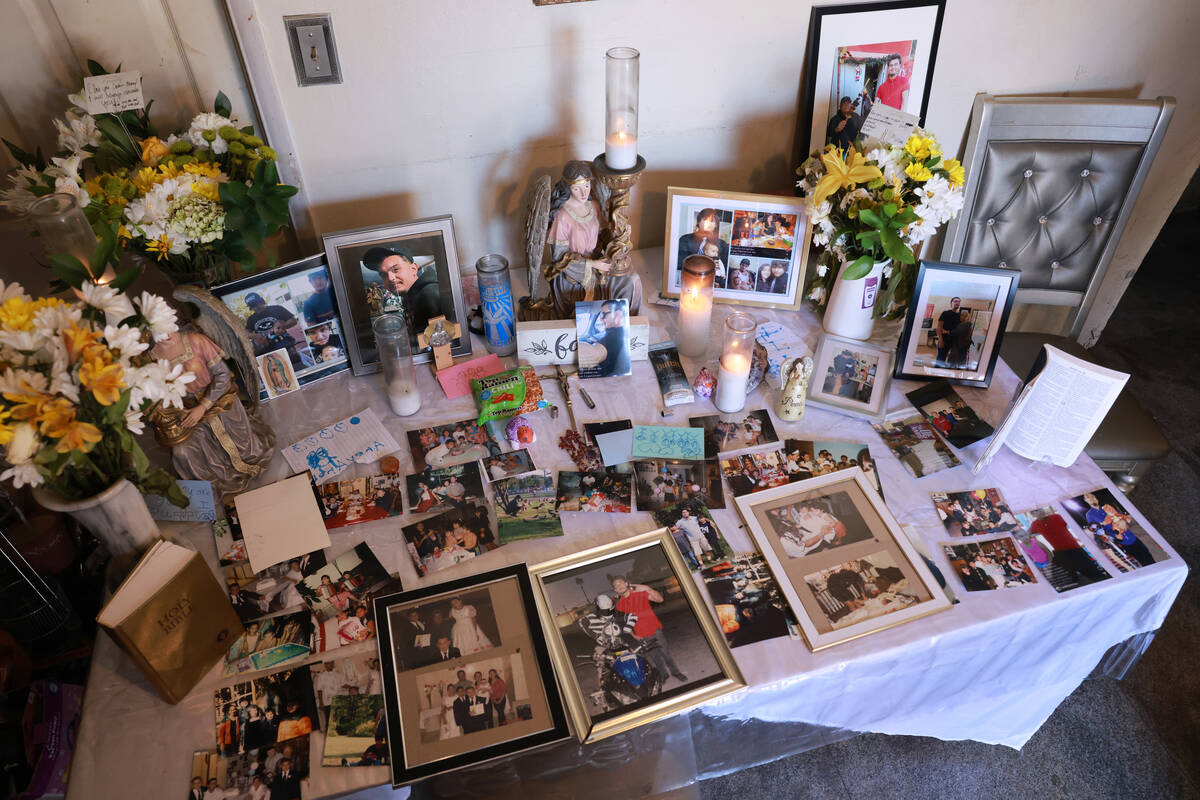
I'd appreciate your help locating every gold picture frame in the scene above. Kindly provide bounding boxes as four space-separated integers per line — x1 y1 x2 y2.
734 468 951 651
530 529 745 742
662 186 812 311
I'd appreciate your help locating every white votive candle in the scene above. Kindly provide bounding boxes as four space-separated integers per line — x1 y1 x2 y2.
678 286 713 356
388 380 422 416
714 352 751 413
605 131 638 170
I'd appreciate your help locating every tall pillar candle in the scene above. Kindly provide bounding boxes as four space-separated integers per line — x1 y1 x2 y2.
713 312 757 413
677 254 715 358
604 47 639 170
373 313 422 417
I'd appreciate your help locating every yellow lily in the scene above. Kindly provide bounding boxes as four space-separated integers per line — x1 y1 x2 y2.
78 357 126 406
943 157 965 186
812 147 883 208
53 419 102 454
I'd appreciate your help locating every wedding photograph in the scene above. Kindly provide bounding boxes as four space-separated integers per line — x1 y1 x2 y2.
414 654 527 743
406 463 486 515
407 417 502 472
689 409 780 458
389 587 501 671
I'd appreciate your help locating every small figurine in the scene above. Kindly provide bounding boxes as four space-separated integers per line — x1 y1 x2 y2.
778 356 815 421
418 316 460 371
693 366 717 399
505 416 535 449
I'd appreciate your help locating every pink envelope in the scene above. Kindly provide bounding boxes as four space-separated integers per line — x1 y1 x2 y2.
436 353 506 398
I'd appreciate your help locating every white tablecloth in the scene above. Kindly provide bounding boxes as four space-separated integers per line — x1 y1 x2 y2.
65 249 1187 798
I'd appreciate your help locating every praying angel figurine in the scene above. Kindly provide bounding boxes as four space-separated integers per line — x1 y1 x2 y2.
778 356 814 421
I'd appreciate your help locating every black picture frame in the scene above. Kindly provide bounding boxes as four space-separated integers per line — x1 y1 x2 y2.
372 563 570 787
793 0 947 179
892 260 1020 389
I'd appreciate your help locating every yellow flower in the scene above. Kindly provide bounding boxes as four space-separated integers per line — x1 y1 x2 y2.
157 163 182 181
62 323 102 364
812 146 883 208
132 166 160 194
189 180 220 202
85 177 103 198
943 157 965 186
0 423 13 448
78 357 126 406
183 162 222 179
117 224 132 243
904 134 937 161
905 161 933 182
140 136 169 165
146 234 175 262
0 297 63 332
37 397 76 437
53 419 102 454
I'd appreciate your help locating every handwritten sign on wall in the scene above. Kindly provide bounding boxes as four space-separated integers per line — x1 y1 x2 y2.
283 408 400 482
630 425 705 461
83 72 145 115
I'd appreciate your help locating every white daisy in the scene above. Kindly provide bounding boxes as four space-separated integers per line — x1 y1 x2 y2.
1 462 43 489
124 408 145 435
135 292 178 341
78 282 137 326
0 280 30 304
103 324 148 357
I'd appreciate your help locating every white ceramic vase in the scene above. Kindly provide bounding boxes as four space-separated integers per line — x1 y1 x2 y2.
823 259 888 341
34 478 159 557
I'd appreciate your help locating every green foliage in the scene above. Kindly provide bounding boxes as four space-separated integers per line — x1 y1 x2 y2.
219 159 297 260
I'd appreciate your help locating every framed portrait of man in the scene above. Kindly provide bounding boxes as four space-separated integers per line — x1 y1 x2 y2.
323 216 472 374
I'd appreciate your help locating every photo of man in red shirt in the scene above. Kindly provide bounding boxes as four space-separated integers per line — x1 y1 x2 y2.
612 575 687 684
874 54 910 110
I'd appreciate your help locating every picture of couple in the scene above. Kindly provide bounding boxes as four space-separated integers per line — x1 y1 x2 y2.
392 589 500 671
803 551 919 631
765 490 875 560
575 299 632 379
915 292 998 371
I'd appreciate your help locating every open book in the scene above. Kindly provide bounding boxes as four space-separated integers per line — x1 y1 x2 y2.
973 345 1128 474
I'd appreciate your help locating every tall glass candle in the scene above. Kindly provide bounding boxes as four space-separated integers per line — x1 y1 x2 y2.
476 254 516 356
373 313 422 416
28 193 114 284
605 47 639 170
677 254 715 358
714 313 757 413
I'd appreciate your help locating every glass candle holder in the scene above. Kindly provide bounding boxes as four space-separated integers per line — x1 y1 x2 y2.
677 254 715 358
373 313 421 416
605 47 639 170
28 193 113 283
476 254 516 356
714 313 757 413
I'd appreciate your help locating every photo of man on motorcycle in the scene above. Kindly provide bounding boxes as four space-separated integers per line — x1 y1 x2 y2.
577 593 664 712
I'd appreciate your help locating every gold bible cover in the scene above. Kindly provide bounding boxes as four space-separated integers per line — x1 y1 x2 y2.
97 540 244 704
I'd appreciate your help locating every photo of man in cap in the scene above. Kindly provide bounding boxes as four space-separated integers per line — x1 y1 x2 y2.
825 96 861 151
361 246 444 335
243 292 314 369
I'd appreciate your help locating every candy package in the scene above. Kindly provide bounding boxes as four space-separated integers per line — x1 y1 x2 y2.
471 366 548 425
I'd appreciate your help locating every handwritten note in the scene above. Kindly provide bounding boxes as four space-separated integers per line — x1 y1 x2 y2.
436 353 504 398
235 474 331 573
283 408 400 483
755 322 808 388
144 480 216 522
630 425 705 461
859 104 920 146
83 72 145 115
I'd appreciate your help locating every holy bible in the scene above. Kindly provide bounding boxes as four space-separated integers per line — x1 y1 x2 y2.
97 540 243 703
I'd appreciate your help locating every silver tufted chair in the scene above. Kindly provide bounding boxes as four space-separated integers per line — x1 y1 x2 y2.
940 93 1175 489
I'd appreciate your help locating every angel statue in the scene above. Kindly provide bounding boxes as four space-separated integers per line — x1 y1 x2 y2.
778 355 814 422
521 160 643 320
148 286 275 497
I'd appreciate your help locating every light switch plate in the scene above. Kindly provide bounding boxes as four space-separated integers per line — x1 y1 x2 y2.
284 14 341 87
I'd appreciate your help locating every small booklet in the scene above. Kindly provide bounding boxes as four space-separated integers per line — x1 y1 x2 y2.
973 345 1128 474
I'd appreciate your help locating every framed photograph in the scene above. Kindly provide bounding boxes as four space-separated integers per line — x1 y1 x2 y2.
663 188 812 310
808 333 893 420
795 0 946 164
373 564 570 787
894 261 1020 388
529 529 744 743
735 468 951 651
322 216 472 374
211 253 351 401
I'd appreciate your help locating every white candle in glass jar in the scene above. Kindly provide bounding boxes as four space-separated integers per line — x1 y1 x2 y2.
714 352 751 413
677 284 713 357
388 379 422 416
605 129 638 170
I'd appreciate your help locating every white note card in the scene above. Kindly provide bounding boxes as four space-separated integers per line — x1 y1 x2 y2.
859 105 921 146
83 72 145 115
235 474 331 573
283 408 401 483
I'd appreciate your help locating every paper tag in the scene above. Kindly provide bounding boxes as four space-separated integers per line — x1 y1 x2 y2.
859 104 920 145
83 72 144 115
630 425 705 461
143 479 216 522
283 408 400 482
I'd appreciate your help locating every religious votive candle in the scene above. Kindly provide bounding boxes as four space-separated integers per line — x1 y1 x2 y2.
604 47 639 170
373 313 423 417
713 313 757 413
677 254 715 358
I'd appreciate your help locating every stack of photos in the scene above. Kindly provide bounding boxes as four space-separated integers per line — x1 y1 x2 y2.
1061 489 1168 571
905 379 994 448
689 409 779 459
931 489 1021 537
407 418 502 472
310 652 383 725
298 542 403 647
400 503 499 577
941 537 1036 592
700 553 799 648
405 463 485 515
224 549 327 624
872 413 961 478
482 450 535 481
555 470 634 512
807 333 892 420
212 518 245 567
490 471 563 543
633 459 725 511
190 733 310 798
212 257 350 400
310 652 387 767
652 499 732 571
315 472 404 529
213 665 320 757
1013 506 1112 592
575 299 632 379
225 611 318 676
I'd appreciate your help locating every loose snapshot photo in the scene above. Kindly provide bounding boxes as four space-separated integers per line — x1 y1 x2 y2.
212 519 245 568
781 439 883 496
1014 506 1112 591
808 332 892 420
406 463 486 515
873 413 961 478
930 488 1021 537
634 459 725 511
401 503 499 577
225 611 316 675
1061 489 1168 570
942 536 1036 591
190 734 311 796
689 409 779 458
300 542 403 646
324 694 388 767
555 470 633 512
211 254 351 400
311 652 383 727
391 587 501 671
214 665 319 756
315 472 403 529
663 188 810 310
701 553 799 648
720 451 790 497
825 41 919 148
482 450 535 481
407 417 501 472
575 298 632 378
491 471 563 543
652 499 732 571
906 379 994 448
763 488 877 559
224 549 327 624
802 550 921 631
